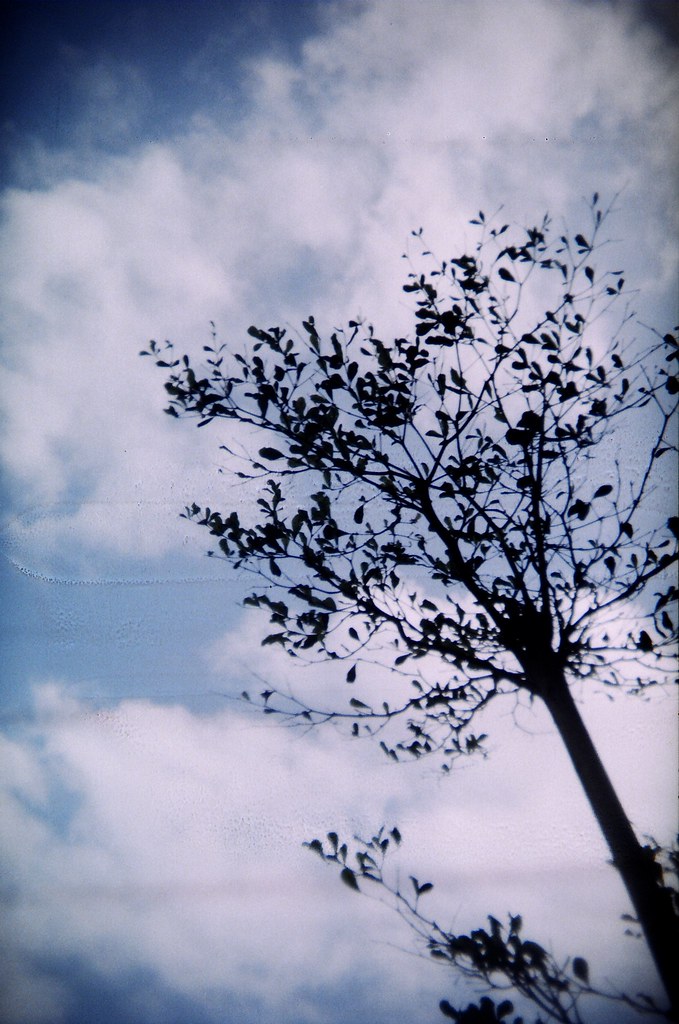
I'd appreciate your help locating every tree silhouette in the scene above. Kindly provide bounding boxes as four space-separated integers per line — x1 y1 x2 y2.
142 196 678 1017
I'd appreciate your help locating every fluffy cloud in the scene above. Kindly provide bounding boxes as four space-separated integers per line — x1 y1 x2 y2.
0 6 676 1019
0 684 424 1023
1 0 676 578
0 680 674 1023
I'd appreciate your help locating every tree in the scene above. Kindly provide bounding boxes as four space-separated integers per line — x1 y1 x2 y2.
142 196 678 1017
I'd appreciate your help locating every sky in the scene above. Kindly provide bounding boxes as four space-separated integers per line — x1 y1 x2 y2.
0 1 677 1022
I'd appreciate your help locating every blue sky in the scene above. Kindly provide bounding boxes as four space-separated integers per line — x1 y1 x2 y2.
0 2 677 1022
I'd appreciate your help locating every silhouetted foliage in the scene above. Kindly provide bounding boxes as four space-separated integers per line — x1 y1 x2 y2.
143 196 678 1018
305 828 677 1023
440 996 523 1023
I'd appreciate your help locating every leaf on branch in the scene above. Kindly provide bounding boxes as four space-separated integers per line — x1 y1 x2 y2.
340 867 360 891
304 838 324 857
346 664 357 683
593 484 613 499
410 876 434 898
660 611 674 633
516 409 543 432
262 633 286 646
259 447 285 460
505 428 530 447
568 499 590 521
572 956 589 983
498 267 515 282
637 630 654 652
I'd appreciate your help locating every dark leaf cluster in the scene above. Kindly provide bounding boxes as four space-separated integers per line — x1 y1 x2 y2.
143 197 678 763
305 829 672 1024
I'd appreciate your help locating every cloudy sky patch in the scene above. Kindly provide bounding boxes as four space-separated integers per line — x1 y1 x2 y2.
1 1 677 1021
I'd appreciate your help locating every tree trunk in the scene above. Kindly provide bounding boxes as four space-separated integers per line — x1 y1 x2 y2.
539 674 678 1020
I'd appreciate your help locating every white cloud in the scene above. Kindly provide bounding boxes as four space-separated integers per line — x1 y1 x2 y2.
0 680 674 1022
0 683 455 1022
1 0 676 578
1 6 676 1021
